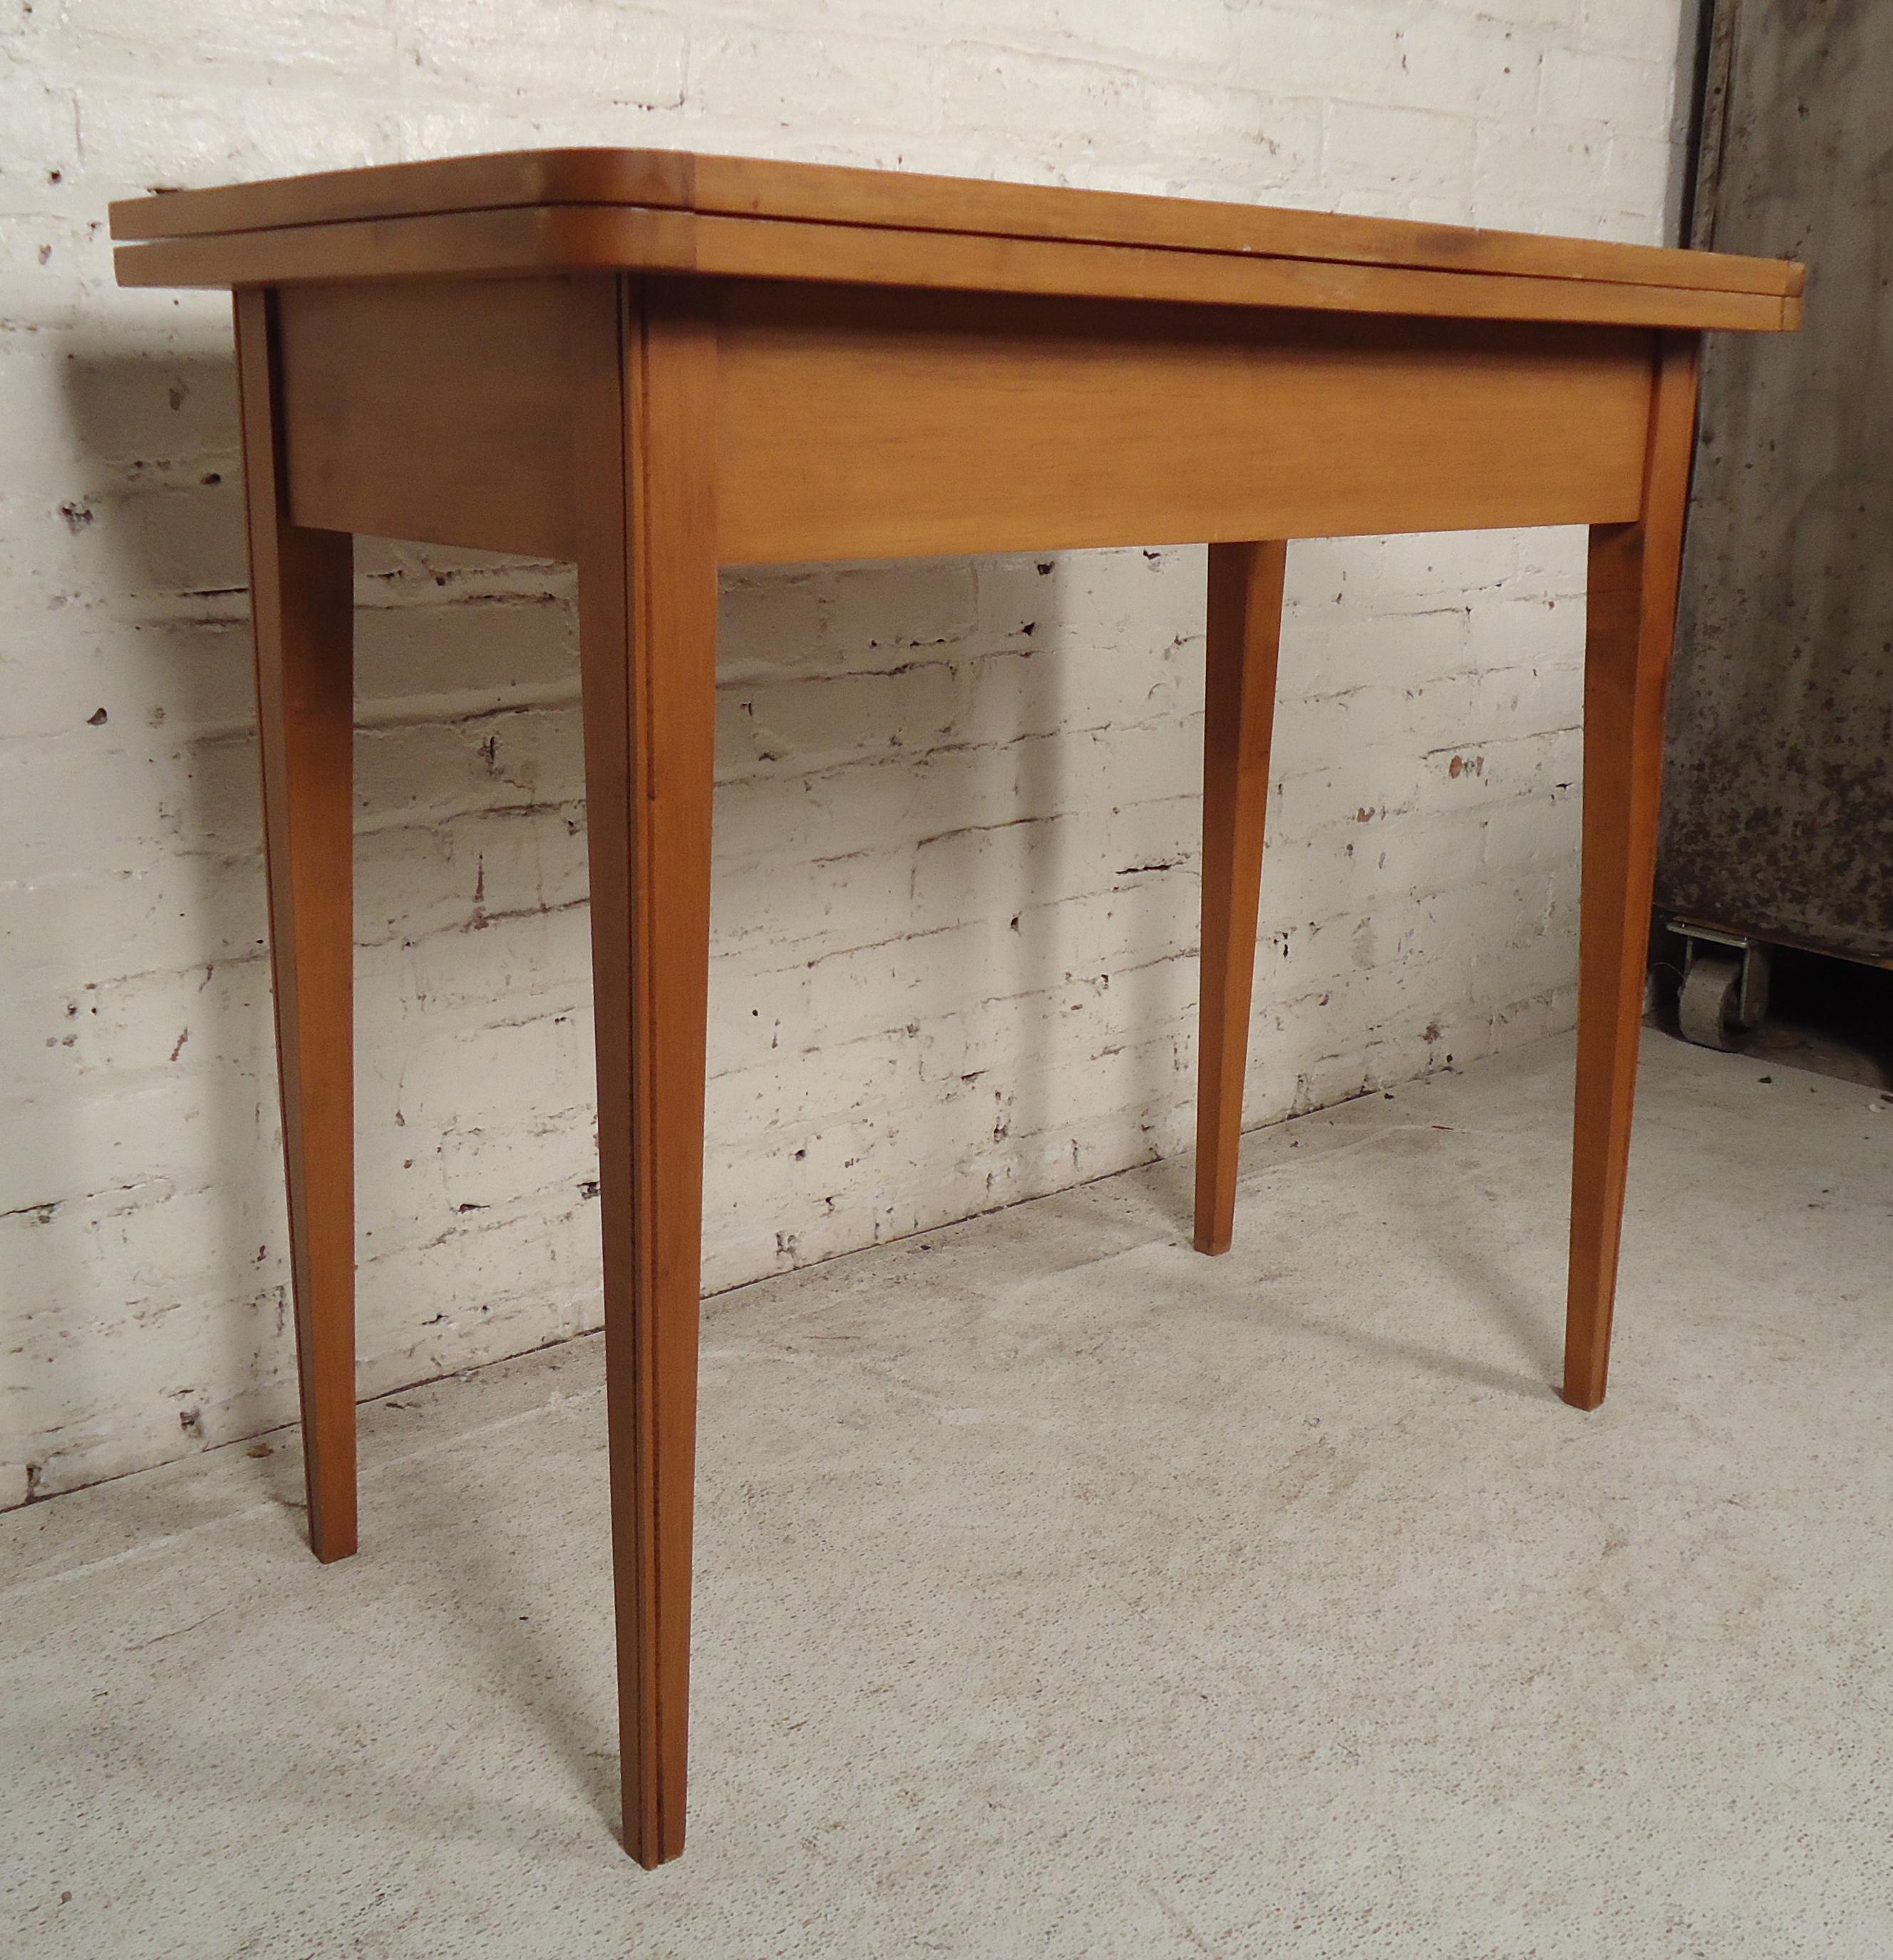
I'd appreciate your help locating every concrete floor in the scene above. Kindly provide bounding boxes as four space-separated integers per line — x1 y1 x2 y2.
4 1031 1889 1959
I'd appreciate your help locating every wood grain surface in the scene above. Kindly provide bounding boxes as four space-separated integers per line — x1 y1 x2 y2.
1564 331 1704 1412
1195 541 1290 1258
575 277 721 1867
234 289 360 1564
109 145 1800 301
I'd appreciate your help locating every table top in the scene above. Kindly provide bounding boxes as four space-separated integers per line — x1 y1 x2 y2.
110 148 1803 333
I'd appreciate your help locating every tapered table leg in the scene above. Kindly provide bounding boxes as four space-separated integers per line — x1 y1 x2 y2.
576 277 719 1867
234 290 359 1563
1564 332 1702 1410
1194 540 1290 1255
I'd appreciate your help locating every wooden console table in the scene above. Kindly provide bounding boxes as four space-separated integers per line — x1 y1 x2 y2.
110 151 1801 1864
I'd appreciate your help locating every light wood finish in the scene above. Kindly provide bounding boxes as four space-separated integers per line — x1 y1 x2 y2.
233 289 359 1563
1195 542 1289 1257
574 278 721 1867
118 150 1800 1866
1564 332 1704 1412
110 147 1801 301
691 212 1800 332
110 204 1801 334
233 279 1657 569
716 289 1651 563
277 278 589 556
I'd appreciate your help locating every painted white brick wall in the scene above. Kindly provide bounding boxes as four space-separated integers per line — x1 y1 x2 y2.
1 0 1697 1503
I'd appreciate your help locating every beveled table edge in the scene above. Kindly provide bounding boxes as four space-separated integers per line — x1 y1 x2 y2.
108 146 1804 304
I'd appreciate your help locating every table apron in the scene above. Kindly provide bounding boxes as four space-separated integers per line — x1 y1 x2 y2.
269 272 1657 562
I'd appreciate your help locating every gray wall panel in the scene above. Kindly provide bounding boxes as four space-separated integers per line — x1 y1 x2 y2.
1660 0 1893 960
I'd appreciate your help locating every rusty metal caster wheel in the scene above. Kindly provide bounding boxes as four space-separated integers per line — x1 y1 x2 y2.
1678 949 1744 1050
